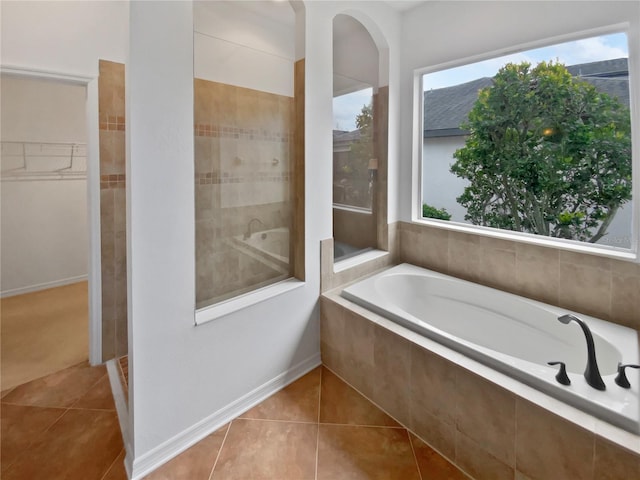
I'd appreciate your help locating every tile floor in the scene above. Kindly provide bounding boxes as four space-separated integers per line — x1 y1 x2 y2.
1 361 126 480
1 362 469 480
146 366 469 480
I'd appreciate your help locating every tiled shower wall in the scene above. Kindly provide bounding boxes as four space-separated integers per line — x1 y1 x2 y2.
98 59 127 361
398 222 640 332
194 78 294 306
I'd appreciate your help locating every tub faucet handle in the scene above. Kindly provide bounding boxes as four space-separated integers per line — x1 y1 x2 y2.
548 361 571 386
615 363 640 389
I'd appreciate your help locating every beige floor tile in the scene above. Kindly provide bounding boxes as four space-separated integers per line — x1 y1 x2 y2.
211 419 317 480
145 425 229 480
102 450 128 480
71 373 116 410
320 367 399 427
2 361 106 408
2 408 123 480
0 403 66 474
317 424 420 480
409 433 468 480
240 367 321 423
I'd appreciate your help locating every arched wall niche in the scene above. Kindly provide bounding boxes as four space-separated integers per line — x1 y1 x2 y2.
336 8 390 88
332 11 389 260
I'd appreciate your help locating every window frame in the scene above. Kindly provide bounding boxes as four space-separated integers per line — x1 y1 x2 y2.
412 22 640 263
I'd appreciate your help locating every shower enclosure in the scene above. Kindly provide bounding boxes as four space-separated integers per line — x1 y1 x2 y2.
193 1 298 308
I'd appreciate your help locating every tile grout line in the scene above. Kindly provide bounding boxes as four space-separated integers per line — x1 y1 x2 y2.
207 421 232 480
70 371 111 410
98 447 125 480
0 400 69 409
407 432 424 480
0 400 114 412
315 367 323 480
0 404 71 475
66 406 118 412
235 415 407 429
0 365 112 475
514 398 519 476
234 417 318 425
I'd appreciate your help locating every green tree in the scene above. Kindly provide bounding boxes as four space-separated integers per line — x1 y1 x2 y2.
350 102 374 178
451 61 631 243
422 204 451 220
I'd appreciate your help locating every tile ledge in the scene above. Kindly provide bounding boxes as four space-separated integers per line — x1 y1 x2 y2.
334 249 388 273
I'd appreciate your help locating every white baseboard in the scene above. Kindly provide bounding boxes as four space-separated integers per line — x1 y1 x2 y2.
1 274 88 298
106 359 133 478
129 353 321 480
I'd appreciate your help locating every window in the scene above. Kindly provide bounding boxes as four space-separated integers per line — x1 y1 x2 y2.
421 31 634 251
333 87 374 211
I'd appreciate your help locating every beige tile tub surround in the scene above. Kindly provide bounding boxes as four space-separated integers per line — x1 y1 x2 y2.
398 221 640 331
320 293 640 480
320 222 399 293
292 58 305 281
99 59 127 362
194 77 298 306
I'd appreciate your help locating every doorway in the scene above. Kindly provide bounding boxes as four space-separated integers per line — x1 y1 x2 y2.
1 72 99 391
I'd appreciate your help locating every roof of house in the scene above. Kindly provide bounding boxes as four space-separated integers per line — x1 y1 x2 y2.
424 58 630 138
566 58 628 78
333 129 362 153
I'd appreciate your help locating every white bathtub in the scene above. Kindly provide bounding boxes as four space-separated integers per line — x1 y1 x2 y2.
341 263 640 434
232 227 289 271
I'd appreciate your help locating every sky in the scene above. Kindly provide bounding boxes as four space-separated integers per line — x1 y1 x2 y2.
424 32 629 90
333 87 372 132
332 33 628 132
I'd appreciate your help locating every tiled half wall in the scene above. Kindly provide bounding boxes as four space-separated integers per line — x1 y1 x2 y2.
99 59 127 361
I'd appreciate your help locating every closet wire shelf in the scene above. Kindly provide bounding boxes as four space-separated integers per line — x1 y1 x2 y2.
1 141 87 181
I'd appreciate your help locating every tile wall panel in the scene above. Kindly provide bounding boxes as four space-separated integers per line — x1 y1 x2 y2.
398 222 640 331
98 60 127 361
194 78 295 307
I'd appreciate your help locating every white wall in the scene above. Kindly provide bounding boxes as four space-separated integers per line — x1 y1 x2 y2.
193 0 295 96
1 0 129 362
422 137 469 222
399 1 640 227
128 2 311 476
0 0 128 75
1 76 87 142
333 14 379 95
126 1 400 477
1 76 88 296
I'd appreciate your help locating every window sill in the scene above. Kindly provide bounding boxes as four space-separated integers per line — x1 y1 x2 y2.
194 278 305 326
414 217 638 263
332 204 373 215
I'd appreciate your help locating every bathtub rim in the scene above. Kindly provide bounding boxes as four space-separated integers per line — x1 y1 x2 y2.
322 273 640 457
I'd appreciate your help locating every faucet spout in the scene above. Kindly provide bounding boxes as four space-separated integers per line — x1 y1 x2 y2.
558 314 606 390
244 218 264 240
